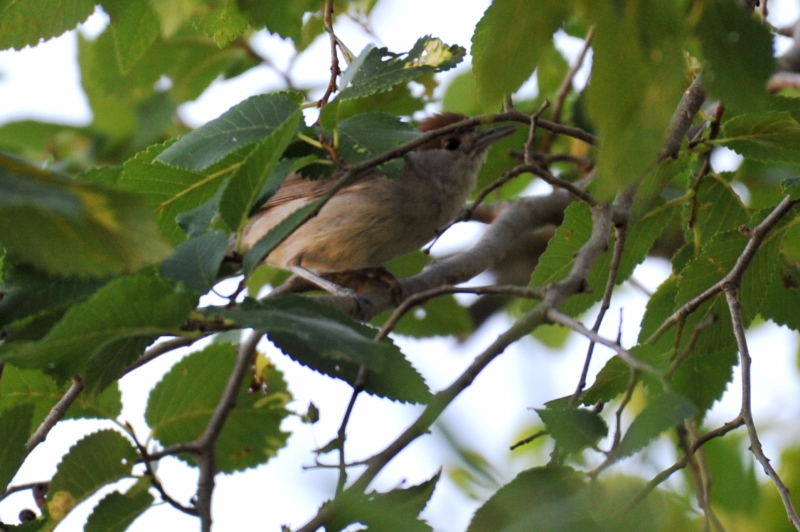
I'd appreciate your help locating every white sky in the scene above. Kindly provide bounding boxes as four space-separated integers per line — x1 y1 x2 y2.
1 1 800 531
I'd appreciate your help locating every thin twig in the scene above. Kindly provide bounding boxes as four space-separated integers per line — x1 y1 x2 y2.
128 424 197 516
568 224 628 408
317 0 340 109
510 430 548 451
334 364 369 495
547 309 658 375
629 416 745 509
124 335 207 376
540 25 595 155
378 284 546 340
26 377 84 455
524 100 551 165
646 196 797 344
725 286 800 530
195 329 262 532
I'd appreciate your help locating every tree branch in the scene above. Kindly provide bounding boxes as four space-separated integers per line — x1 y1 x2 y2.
725 286 800 530
25 377 84 455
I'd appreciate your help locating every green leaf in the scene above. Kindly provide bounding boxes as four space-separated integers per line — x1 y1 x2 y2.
47 430 137 523
703 435 759 514
84 490 154 532
471 0 568 109
236 0 319 42
241 197 325 274
336 112 421 178
782 176 800 201
157 93 302 171
586 1 687 200
0 366 121 428
219 110 301 231
717 112 800 166
530 202 593 289
160 230 230 293
0 0 95 50
118 142 232 245
0 154 172 276
616 391 695 459
323 84 427 128
208 297 431 404
535 407 608 455
327 471 440 532
145 343 291 473
338 36 465 101
0 265 109 327
580 347 643 406
193 0 249 47
467 466 591 532
694 0 773 113
0 403 34 492
102 0 161 73
0 275 198 384
530 199 677 317
686 174 749 252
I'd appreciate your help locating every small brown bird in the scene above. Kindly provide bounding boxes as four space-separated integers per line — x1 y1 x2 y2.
239 113 515 291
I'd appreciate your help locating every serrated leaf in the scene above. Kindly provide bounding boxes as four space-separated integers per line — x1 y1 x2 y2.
616 391 695 459
717 112 800 166
530 201 593 288
236 0 318 42
782 177 800 201
193 0 249 47
535 407 608 455
695 0 773 113
467 466 590 532
336 112 421 178
84 489 154 532
581 347 641 406
160 230 230 293
586 1 687 200
0 276 198 385
219 109 301 231
145 343 291 473
703 435 759 514
338 36 465 101
47 430 137 522
0 265 109 328
0 154 172 276
529 199 677 317
207 297 431 404
686 174 749 252
0 366 121 429
102 0 160 73
118 142 232 245
0 403 34 492
471 0 568 109
327 471 440 532
0 0 95 50
157 93 302 171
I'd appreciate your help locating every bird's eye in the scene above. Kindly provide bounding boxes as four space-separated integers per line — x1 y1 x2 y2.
443 137 461 151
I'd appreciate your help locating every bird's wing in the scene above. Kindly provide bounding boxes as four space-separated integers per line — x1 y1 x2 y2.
259 170 379 210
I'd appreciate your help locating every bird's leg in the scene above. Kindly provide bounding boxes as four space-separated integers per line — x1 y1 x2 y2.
287 265 360 299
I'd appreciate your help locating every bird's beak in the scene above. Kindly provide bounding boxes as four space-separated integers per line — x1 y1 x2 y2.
475 125 517 150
